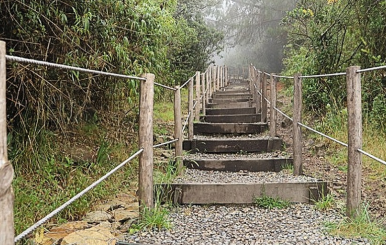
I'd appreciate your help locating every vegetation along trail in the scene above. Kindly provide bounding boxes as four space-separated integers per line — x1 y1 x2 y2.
1 0 386 244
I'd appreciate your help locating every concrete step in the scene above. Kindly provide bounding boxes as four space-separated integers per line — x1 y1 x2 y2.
210 98 251 103
213 93 252 98
206 107 256 115
157 181 327 204
200 114 261 123
184 158 293 172
194 122 267 134
183 137 283 153
207 102 251 109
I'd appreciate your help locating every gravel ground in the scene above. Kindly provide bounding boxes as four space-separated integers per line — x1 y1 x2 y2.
173 169 318 184
125 204 370 245
184 151 292 161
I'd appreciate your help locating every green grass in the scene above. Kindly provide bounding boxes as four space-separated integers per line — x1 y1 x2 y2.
11 83 186 240
129 204 172 233
11 123 138 238
325 204 386 245
254 195 291 210
314 193 335 211
154 158 181 184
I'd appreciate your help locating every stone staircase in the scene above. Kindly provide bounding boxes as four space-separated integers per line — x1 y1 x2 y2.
161 77 326 205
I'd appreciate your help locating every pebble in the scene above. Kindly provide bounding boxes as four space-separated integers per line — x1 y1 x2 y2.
125 204 370 244
173 169 318 184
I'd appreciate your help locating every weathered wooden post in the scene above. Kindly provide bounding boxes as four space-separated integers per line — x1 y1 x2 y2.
174 86 183 173
212 66 217 94
220 66 222 88
261 72 268 122
139 73 155 209
0 40 14 245
293 73 303 176
248 65 253 92
188 79 194 140
221 65 225 88
216 66 220 91
225 66 228 86
201 73 206 115
270 74 277 137
256 70 261 113
195 71 201 121
206 70 210 104
346 66 362 218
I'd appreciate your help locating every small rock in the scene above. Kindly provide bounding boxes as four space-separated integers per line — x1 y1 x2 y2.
61 223 117 245
83 211 112 223
112 209 138 222
37 221 90 244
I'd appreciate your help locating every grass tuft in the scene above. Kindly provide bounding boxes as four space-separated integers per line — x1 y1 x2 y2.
254 195 291 210
314 193 335 211
130 204 172 233
325 204 386 245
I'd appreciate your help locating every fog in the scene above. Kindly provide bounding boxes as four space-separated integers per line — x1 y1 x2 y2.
207 0 298 73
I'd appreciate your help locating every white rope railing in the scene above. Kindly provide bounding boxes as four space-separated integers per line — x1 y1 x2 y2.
182 112 191 132
154 82 177 91
14 149 144 242
273 74 294 79
180 78 192 89
299 72 346 78
6 55 145 81
358 149 386 166
357 65 386 73
153 139 179 148
249 63 386 170
6 55 178 91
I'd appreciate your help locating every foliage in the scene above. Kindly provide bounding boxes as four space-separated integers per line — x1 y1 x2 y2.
325 203 386 245
11 124 138 235
0 0 223 236
171 0 224 83
254 195 291 210
282 0 386 116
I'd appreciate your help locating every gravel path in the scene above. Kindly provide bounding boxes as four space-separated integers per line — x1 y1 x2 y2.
184 152 292 160
125 204 369 245
173 169 318 184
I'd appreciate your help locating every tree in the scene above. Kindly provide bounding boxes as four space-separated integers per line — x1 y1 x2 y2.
215 0 296 71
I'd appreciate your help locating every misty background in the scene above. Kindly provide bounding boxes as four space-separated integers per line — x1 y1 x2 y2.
204 0 298 72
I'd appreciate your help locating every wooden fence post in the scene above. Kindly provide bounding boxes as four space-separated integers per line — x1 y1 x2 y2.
293 73 303 176
201 73 206 115
212 66 217 94
249 65 253 92
261 72 268 122
256 70 261 113
217 66 220 91
0 40 15 245
224 66 228 86
188 79 194 140
270 73 277 137
219 66 224 89
139 73 155 209
174 86 183 173
195 71 201 121
223 66 226 87
252 70 257 111
206 70 210 104
346 66 362 218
